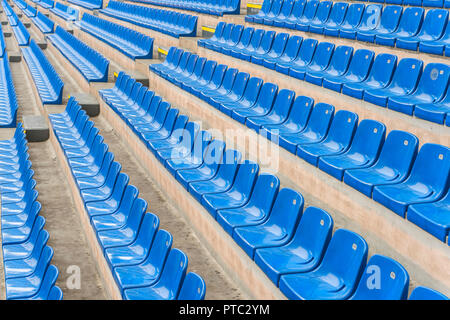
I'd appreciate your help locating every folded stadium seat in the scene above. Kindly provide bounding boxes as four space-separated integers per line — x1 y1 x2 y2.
248 30 276 64
254 32 289 67
295 0 319 32
423 0 444 6
206 23 234 51
222 26 253 56
219 77 264 116
24 265 60 300
189 63 227 98
278 102 334 154
318 120 386 181
296 110 358 166
279 229 368 300
254 206 333 286
23 5 37 17
246 0 273 23
409 286 448 300
210 72 250 109
387 63 450 115
262 0 284 25
308 0 333 34
277 38 317 76
102 206 158 266
407 189 449 242
173 57 206 88
246 89 296 132
419 21 450 56
231 82 278 124
290 41 334 80
356 5 403 43
322 49 374 93
340 4 382 40
112 229 172 291
363 58 423 107
146 114 189 153
188 149 241 202
414 89 450 124
313 1 348 35
166 54 198 84
0 56 19 128
182 60 216 94
123 248 187 300
305 45 353 86
373 143 450 217
151 48 183 77
375 7 424 47
324 3 364 37
263 35 302 70
200 68 240 104
216 173 280 235
233 188 304 259
160 51 191 79
217 0 240 15
350 255 410 300
396 9 449 51
50 2 79 21
271 0 295 27
198 22 225 47
342 53 397 100
32 12 55 34
202 160 259 218
21 40 64 104
217 24 244 54
282 0 307 29
177 272 206 300
233 29 265 61
343 130 418 198
38 0 54 9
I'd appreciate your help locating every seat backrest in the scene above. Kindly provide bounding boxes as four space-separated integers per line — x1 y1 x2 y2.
409 286 448 300
177 272 206 300
246 173 280 215
146 229 173 277
396 6 424 35
326 2 348 26
268 0 284 16
327 45 353 76
258 0 273 15
134 209 160 250
157 248 188 299
300 0 319 21
389 58 423 94
418 9 449 39
414 63 450 102
255 82 279 111
323 110 358 147
230 71 250 97
281 35 303 60
265 188 304 234
317 229 368 287
220 68 239 91
352 255 410 300
312 0 332 23
242 77 264 106
203 139 226 167
258 30 276 53
268 88 296 120
406 143 450 193
199 60 217 83
238 27 255 48
210 64 228 88
303 102 334 137
229 24 244 45
346 49 375 81
232 160 259 196
365 53 397 87
288 0 307 20
269 32 289 56
358 4 382 30
211 21 226 40
279 0 295 18
346 119 386 161
48 286 63 300
280 95 314 133
295 38 318 64
340 3 364 29
247 29 265 52
378 5 402 32
219 23 235 42
217 149 242 183
309 41 334 71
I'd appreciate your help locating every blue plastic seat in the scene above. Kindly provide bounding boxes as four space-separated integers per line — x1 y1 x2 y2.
342 53 397 100
256 32 289 67
323 49 374 93
276 38 317 76
202 160 259 218
233 29 265 61
279 229 368 300
246 0 273 23
254 206 333 286
396 9 449 51
247 30 276 64
324 3 364 37
271 0 295 27
295 0 319 32
216 173 280 236
318 2 348 35
283 0 307 29
308 0 333 34
123 248 187 300
351 255 410 300
233 188 304 259
219 77 264 116
419 17 450 56
209 72 250 109
340 4 382 40
387 63 450 115
264 35 302 71
344 130 418 198
409 286 448 300
278 102 334 154
222 26 253 56
364 58 423 107
357 5 402 43
262 0 284 25
373 143 450 217
415 88 450 125
375 7 424 47
198 22 225 47
318 119 386 181
407 189 450 243
290 41 334 80
177 272 206 300
297 110 358 166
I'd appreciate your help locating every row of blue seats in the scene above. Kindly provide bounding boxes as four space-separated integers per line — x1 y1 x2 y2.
49 97 206 300
1 124 63 300
100 71 448 300
247 0 450 56
100 1 197 38
200 22 450 125
67 0 102 10
150 47 450 244
0 23 5 57
32 11 55 34
13 0 27 10
48 26 109 82
129 0 240 16
50 2 80 21
21 39 64 104
38 0 54 9
77 13 153 60
23 2 37 17
3 1 30 45
361 0 450 7
0 57 19 128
